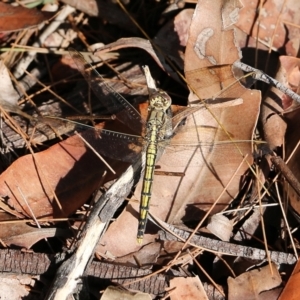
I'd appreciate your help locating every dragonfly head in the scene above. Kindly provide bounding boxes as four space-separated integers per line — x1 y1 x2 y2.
149 91 172 111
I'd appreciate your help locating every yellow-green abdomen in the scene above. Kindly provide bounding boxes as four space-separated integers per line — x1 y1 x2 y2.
137 133 158 244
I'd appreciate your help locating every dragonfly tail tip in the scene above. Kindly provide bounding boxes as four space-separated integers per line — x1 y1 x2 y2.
136 237 144 245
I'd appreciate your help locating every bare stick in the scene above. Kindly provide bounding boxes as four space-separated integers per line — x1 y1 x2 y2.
234 61 300 104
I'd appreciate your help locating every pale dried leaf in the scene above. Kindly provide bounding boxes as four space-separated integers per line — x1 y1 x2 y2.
95 204 141 258
169 277 208 300
0 274 39 299
0 60 19 108
102 286 151 300
228 263 281 300
207 214 233 242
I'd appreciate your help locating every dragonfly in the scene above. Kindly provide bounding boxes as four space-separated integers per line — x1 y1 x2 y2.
63 49 252 244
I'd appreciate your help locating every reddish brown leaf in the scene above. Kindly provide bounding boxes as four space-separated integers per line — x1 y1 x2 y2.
279 258 300 300
280 56 300 110
260 56 300 151
0 129 128 219
237 0 300 56
283 107 300 217
0 2 55 32
272 57 300 217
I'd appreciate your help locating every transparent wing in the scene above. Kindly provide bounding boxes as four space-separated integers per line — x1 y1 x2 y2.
38 62 256 165
158 62 258 167
69 48 145 134
185 64 255 101
156 123 253 170
172 64 256 130
41 116 145 163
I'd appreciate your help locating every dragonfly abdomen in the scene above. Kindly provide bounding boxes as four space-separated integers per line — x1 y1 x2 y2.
137 125 160 244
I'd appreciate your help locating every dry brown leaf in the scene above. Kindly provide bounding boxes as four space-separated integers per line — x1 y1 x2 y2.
276 57 300 217
261 56 300 152
114 242 161 268
182 0 260 215
95 204 141 257
101 286 152 300
260 56 295 150
280 56 300 110
0 2 55 32
0 207 70 249
169 277 208 300
227 262 281 300
237 0 300 56
282 109 300 217
0 222 70 248
0 129 128 219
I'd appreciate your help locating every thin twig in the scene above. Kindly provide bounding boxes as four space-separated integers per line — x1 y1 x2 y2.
234 61 300 104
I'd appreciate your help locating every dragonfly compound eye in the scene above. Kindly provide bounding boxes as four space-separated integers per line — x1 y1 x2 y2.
149 92 172 110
